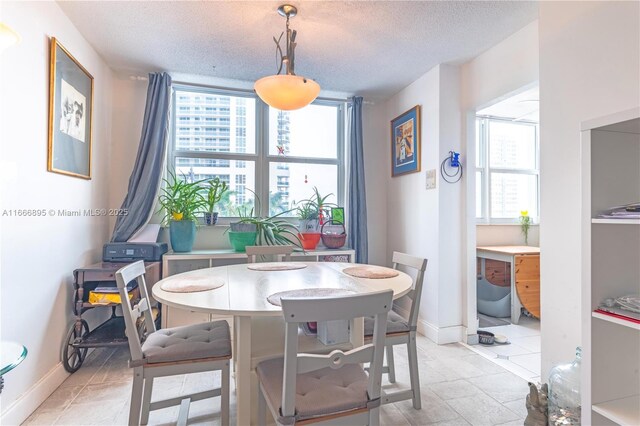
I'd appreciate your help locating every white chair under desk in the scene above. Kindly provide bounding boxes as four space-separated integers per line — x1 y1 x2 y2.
364 251 428 409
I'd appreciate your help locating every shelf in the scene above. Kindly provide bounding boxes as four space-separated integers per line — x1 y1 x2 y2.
593 311 640 331
592 218 640 225
592 395 640 425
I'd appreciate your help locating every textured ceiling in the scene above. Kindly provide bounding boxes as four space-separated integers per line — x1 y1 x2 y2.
57 1 538 99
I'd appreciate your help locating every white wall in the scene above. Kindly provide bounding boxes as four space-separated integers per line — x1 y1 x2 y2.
538 1 640 377
477 225 539 247
459 20 539 334
0 2 114 424
367 64 463 343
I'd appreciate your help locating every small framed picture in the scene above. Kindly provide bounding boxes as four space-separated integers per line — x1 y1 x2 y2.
48 37 94 179
390 105 421 177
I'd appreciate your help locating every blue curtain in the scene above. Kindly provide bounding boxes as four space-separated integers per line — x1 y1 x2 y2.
347 97 368 263
111 72 172 242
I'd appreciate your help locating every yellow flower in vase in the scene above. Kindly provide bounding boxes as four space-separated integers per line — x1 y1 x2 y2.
172 212 184 221
519 210 531 245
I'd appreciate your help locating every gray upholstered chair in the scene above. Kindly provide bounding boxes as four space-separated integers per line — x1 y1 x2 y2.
256 290 393 425
115 261 231 426
364 251 428 409
245 244 294 263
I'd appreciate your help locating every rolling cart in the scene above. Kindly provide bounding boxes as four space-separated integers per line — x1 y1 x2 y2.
63 261 161 373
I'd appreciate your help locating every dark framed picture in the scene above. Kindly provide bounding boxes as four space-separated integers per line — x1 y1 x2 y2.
390 105 421 177
48 37 93 179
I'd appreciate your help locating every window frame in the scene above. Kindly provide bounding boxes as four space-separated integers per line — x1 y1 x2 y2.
475 116 540 224
169 84 346 222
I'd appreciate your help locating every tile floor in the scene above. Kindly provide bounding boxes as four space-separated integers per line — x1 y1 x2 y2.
466 316 541 383
24 334 529 426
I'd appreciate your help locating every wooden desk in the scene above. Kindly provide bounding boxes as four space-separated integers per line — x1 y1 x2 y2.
476 246 540 324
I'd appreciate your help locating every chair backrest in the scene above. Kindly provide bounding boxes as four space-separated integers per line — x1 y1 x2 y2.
392 251 428 329
279 290 393 420
245 245 293 263
115 261 156 363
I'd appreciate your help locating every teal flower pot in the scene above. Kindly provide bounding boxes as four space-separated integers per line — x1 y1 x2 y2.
228 231 257 252
169 220 196 252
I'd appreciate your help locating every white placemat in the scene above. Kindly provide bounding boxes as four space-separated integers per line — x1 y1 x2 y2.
247 262 308 271
267 288 357 307
160 276 225 293
342 265 400 279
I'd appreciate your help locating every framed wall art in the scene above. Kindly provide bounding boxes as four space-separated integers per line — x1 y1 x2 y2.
390 105 421 177
48 37 93 179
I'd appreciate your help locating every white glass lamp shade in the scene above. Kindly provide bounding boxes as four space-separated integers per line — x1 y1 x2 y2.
0 23 20 52
254 75 320 111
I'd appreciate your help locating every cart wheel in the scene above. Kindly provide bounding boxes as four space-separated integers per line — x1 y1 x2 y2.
63 320 89 373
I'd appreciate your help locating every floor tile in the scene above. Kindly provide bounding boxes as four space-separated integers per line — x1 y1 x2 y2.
508 353 541 376
396 389 460 425
54 400 127 425
482 343 532 357
467 373 529 404
510 335 541 353
430 380 483 400
503 398 528 418
380 403 411 426
446 391 520 426
460 354 509 376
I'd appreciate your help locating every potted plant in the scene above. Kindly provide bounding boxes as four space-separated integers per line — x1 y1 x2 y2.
520 210 531 245
157 171 207 252
203 177 229 226
295 187 335 250
227 192 301 251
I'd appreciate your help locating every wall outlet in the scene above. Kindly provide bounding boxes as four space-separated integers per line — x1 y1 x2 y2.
426 169 436 189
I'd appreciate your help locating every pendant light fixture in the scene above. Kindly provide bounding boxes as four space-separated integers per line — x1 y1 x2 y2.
254 4 320 111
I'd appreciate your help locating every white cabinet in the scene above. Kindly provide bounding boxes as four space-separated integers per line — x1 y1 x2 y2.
160 248 356 329
581 108 640 425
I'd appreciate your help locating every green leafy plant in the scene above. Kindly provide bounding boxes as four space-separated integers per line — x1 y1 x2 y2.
203 177 229 214
294 187 336 221
519 210 531 245
228 190 302 248
157 170 207 225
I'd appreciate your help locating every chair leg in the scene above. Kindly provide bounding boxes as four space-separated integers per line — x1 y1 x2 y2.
140 376 154 425
257 383 267 426
129 367 144 426
385 345 396 383
369 407 380 426
407 334 421 409
221 362 230 426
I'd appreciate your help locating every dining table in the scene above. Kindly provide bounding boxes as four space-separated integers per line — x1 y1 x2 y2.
152 261 413 425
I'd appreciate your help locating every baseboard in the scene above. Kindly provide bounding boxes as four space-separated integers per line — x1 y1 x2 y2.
394 304 464 345
1 362 70 425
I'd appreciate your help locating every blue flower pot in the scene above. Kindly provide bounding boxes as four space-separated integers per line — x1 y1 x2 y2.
169 220 196 252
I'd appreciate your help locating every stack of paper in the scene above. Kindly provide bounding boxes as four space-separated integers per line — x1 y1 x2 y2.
597 202 640 219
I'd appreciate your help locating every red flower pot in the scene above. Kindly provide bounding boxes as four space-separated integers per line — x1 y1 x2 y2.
298 232 321 250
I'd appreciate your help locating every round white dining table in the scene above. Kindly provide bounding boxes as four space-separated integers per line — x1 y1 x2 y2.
152 262 413 425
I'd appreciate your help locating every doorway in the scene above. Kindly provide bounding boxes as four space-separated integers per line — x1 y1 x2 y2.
464 85 542 382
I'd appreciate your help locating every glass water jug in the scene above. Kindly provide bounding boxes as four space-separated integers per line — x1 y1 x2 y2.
548 347 581 425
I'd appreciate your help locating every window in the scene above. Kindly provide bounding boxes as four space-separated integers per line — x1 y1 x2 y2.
170 86 345 219
476 117 539 222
